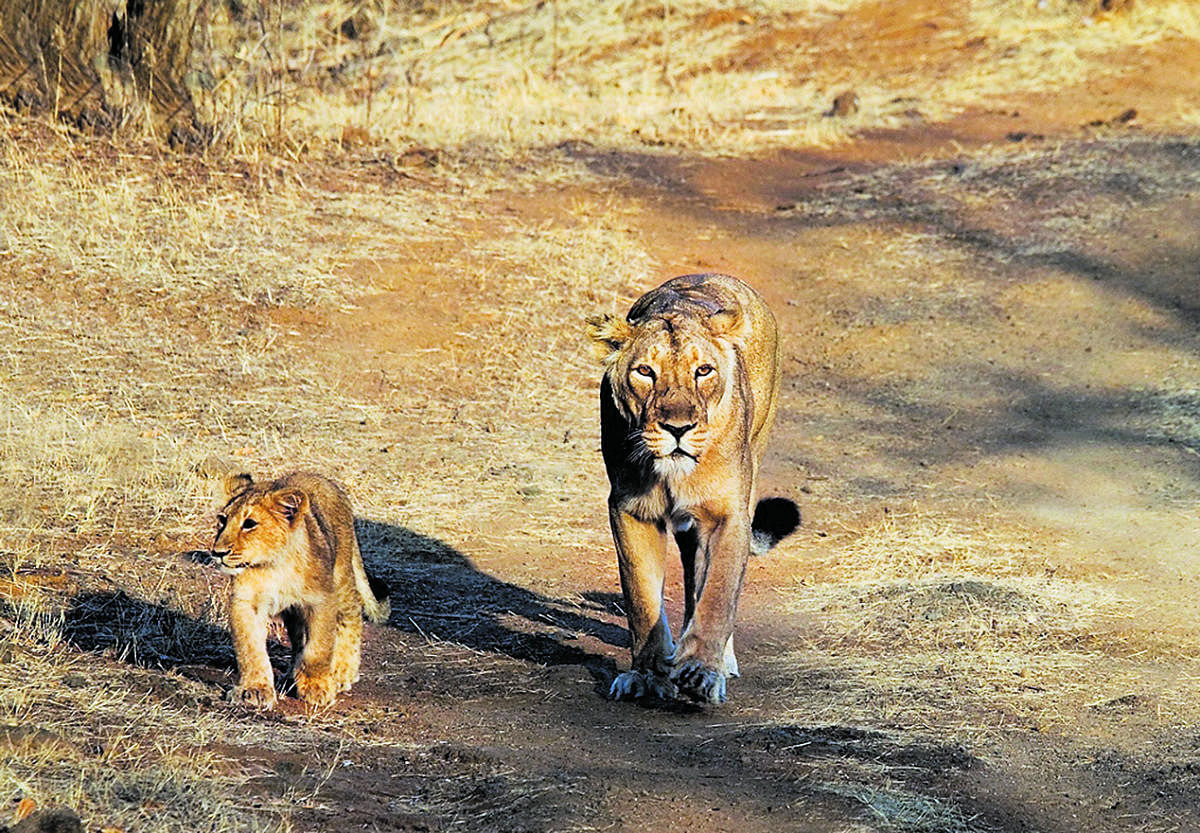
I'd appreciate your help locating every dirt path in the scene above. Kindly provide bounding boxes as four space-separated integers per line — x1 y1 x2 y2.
194 119 1200 833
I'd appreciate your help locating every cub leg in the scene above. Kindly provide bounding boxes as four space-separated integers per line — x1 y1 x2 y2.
229 599 276 708
608 506 676 701
293 601 338 707
330 590 364 693
672 516 751 704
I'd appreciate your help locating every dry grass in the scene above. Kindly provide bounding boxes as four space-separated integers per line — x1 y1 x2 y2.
769 506 1200 737
0 100 644 827
3 1 1200 829
183 0 1200 156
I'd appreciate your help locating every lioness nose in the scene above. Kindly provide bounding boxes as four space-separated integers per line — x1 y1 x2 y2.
660 422 696 441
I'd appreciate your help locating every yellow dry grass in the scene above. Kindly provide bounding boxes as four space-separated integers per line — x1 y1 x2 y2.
185 0 1200 155
3 1 1200 829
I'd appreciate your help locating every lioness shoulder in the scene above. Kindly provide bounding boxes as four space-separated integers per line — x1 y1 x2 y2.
210 471 390 708
587 273 799 704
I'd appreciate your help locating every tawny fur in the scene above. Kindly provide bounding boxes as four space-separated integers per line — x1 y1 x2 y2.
210 471 390 709
587 273 798 704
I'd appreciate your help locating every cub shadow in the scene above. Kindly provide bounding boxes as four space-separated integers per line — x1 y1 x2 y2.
52 522 629 699
59 589 250 690
356 519 624 693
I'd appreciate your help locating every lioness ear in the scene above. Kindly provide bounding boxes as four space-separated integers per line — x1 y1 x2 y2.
222 473 254 502
269 488 308 526
708 308 747 341
585 314 632 360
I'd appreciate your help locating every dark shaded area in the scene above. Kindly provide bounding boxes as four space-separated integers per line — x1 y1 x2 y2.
736 724 975 771
573 137 1200 497
356 519 624 694
61 589 240 675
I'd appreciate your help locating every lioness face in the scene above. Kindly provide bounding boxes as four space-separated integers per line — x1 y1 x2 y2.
615 319 732 477
211 488 305 575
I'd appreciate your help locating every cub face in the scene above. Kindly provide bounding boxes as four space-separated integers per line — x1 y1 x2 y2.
211 477 309 576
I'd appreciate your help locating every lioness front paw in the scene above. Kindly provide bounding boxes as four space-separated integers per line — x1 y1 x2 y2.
229 682 277 709
293 669 337 707
608 669 678 702
670 659 727 704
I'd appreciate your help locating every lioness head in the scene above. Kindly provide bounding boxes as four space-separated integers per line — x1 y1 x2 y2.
211 474 309 575
587 305 746 478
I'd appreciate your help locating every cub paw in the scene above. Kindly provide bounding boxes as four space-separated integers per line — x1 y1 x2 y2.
670 659 727 704
293 669 337 707
608 669 678 702
229 682 277 709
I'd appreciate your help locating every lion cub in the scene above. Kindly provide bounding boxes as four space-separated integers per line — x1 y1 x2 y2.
210 471 390 708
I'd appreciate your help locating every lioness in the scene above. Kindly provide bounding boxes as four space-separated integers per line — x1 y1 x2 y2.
587 273 800 704
211 471 390 708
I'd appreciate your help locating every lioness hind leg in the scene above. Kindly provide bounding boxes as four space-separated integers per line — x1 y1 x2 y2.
723 634 739 679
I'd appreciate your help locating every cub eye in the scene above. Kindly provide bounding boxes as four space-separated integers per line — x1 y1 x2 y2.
241 518 258 531
633 364 655 379
696 364 715 378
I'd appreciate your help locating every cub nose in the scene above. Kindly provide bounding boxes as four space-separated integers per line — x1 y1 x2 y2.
211 549 230 561
660 421 696 441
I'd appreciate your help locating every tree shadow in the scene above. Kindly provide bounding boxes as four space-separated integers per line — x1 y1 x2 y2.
584 136 1200 487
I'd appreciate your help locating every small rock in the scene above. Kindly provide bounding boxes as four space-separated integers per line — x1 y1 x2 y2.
828 90 859 117
61 673 88 689
11 808 82 833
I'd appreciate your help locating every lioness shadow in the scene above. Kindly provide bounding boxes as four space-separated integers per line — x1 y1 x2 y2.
356 519 624 692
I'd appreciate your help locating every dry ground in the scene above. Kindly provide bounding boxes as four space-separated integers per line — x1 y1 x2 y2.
4 1 1200 831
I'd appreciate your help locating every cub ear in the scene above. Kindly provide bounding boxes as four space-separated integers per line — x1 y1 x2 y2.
269 488 309 526
585 313 632 360
222 473 254 502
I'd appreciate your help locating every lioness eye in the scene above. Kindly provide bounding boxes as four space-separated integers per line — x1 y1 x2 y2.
634 365 655 379
241 518 258 531
696 364 714 377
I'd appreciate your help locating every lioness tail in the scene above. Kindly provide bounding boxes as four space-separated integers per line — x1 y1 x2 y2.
750 497 801 556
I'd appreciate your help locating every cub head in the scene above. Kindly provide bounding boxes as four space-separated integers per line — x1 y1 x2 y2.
587 307 745 478
210 474 309 575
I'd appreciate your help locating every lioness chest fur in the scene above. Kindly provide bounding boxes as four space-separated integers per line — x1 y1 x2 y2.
211 471 390 708
587 273 799 704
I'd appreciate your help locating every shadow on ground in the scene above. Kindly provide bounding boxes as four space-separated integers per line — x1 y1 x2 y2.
55 521 626 696
356 519 623 693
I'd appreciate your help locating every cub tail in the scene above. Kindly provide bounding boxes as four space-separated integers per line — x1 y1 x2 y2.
352 544 392 624
750 497 801 557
